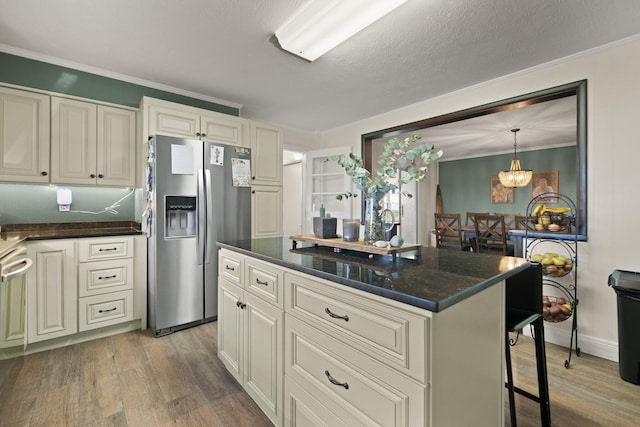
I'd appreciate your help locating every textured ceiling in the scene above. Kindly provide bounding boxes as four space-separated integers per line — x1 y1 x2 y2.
1 0 640 134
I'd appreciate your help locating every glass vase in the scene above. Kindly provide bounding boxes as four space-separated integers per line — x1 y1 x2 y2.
364 193 386 244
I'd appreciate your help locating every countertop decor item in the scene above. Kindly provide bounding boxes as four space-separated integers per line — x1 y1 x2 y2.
329 133 442 244
313 217 337 238
289 234 420 261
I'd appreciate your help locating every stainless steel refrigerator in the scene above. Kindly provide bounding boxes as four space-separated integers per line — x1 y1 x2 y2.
146 135 251 336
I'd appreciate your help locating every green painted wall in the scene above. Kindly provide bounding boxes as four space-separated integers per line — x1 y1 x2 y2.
438 146 577 216
0 52 239 114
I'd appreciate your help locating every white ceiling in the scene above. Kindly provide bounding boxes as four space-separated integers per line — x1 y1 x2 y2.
1 0 640 138
391 95 578 160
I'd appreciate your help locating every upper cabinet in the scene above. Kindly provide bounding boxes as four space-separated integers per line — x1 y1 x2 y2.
250 121 283 186
0 84 137 188
142 97 247 147
0 86 50 183
51 97 136 186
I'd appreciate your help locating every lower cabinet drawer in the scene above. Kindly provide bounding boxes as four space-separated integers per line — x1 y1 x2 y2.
78 237 133 261
246 257 283 308
285 315 426 427
285 376 350 427
79 290 133 332
79 258 134 297
285 271 428 382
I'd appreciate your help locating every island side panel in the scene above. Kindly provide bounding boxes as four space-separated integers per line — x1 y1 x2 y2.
430 280 505 427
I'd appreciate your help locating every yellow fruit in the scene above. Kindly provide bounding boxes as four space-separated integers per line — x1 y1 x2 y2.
541 257 554 265
532 204 546 216
552 257 566 266
531 254 543 262
544 252 559 258
547 224 560 232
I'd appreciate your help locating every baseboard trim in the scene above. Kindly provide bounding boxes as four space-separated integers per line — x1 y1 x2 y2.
523 324 619 362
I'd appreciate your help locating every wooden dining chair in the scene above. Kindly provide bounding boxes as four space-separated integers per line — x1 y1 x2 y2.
514 215 535 230
434 213 469 251
466 212 489 226
499 213 517 229
473 213 513 255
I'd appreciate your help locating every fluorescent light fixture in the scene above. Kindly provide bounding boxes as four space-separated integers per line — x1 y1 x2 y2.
273 0 408 61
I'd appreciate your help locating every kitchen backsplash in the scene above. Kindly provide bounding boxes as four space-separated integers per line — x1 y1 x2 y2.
0 184 140 224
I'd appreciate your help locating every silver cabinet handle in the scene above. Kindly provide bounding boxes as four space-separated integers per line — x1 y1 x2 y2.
325 370 349 389
325 307 349 321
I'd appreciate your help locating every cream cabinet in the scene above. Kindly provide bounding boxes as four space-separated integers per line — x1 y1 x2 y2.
26 240 77 343
51 97 136 186
77 237 135 332
0 270 26 348
218 250 284 426
0 86 50 183
22 235 145 351
218 248 506 427
252 185 283 238
250 121 283 186
141 97 247 147
284 271 426 427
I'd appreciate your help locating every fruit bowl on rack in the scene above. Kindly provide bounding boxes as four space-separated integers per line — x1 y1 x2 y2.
530 252 573 277
530 212 573 232
542 295 573 322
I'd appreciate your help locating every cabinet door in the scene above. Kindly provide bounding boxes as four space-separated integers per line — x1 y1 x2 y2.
218 278 244 383
97 105 136 186
0 273 26 348
148 104 200 139
27 240 77 343
0 86 50 183
51 97 97 184
251 121 283 186
252 185 283 238
201 113 244 146
244 291 283 426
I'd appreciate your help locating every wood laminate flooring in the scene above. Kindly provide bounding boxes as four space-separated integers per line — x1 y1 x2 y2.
0 322 638 426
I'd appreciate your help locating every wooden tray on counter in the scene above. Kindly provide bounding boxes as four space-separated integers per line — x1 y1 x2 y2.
289 234 421 261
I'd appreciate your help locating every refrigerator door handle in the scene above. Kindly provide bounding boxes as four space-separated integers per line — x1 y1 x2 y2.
197 169 205 265
204 169 213 264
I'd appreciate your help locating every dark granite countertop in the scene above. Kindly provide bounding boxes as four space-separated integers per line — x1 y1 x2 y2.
218 237 531 313
0 221 143 241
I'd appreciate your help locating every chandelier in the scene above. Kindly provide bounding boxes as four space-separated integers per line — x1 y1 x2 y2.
498 128 532 188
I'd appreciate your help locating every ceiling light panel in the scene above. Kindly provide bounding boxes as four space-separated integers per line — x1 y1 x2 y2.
274 0 408 61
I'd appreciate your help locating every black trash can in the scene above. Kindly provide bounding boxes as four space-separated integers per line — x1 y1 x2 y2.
608 270 640 385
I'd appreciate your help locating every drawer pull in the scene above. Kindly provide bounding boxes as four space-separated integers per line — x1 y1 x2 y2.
236 300 246 309
325 308 349 321
98 307 117 314
255 278 269 286
98 275 117 280
225 265 235 271
325 370 349 390
98 248 118 252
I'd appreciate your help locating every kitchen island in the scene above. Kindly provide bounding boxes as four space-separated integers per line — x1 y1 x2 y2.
217 237 531 427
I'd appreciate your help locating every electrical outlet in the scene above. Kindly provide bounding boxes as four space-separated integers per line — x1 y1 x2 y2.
59 205 70 212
